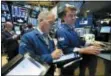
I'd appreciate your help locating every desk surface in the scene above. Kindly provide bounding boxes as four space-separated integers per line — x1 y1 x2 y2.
97 53 111 61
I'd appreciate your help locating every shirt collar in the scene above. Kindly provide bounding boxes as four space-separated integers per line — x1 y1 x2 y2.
37 27 43 35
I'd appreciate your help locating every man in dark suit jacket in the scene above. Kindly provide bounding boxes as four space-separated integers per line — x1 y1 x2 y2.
19 11 62 76
56 5 101 76
2 22 19 61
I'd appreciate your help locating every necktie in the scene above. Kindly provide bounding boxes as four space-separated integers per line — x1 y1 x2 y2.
43 34 49 46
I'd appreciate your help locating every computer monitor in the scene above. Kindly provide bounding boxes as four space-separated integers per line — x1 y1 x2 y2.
30 10 40 18
2 3 9 11
75 28 85 37
75 27 91 37
28 17 37 26
14 26 21 35
1 17 6 22
100 26 111 33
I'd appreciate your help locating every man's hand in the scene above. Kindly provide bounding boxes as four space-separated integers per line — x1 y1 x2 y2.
12 35 18 39
12 34 20 39
51 49 63 59
79 46 101 55
89 41 105 48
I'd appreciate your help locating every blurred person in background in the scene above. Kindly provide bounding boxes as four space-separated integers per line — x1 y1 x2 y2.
20 23 34 35
2 21 19 61
24 23 34 33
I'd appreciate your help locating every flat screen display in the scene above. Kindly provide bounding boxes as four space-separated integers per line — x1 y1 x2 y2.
1 17 6 22
30 10 40 18
28 17 37 26
100 26 111 33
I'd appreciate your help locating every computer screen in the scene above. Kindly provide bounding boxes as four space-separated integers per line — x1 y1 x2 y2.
28 17 37 26
12 5 26 18
1 17 6 22
12 5 17 17
14 26 21 35
30 10 40 18
2 3 9 11
100 26 111 33
75 27 91 37
6 58 45 75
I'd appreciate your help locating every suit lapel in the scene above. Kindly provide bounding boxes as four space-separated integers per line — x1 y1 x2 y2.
38 35 48 46
34 29 48 46
34 29 53 53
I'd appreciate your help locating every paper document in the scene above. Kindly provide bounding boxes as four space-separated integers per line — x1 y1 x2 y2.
7 58 45 75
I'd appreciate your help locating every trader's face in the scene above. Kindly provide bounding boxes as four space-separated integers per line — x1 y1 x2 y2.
64 10 77 25
42 14 55 34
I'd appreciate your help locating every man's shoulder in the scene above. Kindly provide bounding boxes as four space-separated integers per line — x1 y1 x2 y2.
22 30 37 38
57 24 67 33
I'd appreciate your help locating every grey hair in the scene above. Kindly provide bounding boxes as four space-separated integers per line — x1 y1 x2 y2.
38 10 51 24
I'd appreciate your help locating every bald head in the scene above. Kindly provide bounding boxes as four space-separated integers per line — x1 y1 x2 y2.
4 22 13 31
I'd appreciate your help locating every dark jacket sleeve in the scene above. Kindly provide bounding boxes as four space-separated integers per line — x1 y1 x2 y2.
2 32 19 49
2 32 14 43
